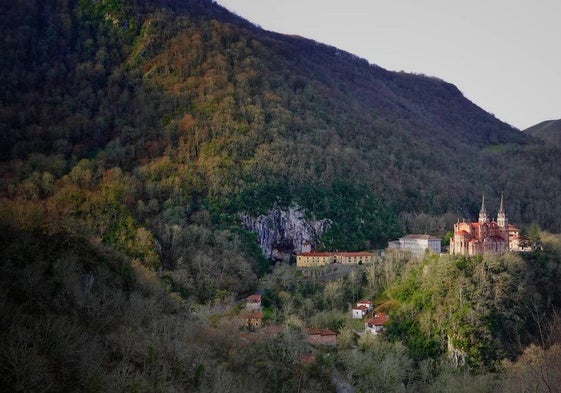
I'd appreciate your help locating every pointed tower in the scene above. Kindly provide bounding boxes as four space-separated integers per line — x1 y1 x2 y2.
478 193 489 224
497 193 508 228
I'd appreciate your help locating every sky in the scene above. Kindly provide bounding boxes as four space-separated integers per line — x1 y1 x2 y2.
216 0 560 130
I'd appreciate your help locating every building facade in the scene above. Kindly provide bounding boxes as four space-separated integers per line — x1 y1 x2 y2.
365 313 389 335
449 194 520 256
296 251 375 267
388 234 442 257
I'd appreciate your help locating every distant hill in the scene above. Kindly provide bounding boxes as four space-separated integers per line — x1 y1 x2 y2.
523 119 561 147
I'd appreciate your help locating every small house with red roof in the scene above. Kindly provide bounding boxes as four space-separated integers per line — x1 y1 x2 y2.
352 305 369 319
245 294 262 311
306 328 337 346
357 300 373 311
353 299 373 319
365 313 389 335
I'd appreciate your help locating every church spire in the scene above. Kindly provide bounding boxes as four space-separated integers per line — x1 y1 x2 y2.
479 193 489 224
498 192 505 215
497 192 508 227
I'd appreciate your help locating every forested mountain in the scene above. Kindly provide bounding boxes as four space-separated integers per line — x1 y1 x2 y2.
2 1 561 391
2 0 561 286
523 119 561 147
3 0 561 243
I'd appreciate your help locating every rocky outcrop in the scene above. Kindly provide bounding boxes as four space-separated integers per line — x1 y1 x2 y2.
241 206 329 262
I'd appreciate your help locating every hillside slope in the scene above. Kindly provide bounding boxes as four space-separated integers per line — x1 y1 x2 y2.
2 3 561 390
1 0 561 267
523 119 561 147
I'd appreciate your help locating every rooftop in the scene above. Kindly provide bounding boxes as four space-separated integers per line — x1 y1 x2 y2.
246 294 262 303
401 234 440 241
366 313 389 326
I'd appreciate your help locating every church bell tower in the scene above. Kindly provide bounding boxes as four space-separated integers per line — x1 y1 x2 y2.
497 193 508 228
478 193 489 224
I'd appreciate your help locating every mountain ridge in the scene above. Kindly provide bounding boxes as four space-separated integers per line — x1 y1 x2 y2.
523 119 561 147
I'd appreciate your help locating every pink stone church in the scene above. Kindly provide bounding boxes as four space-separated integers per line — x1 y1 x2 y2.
450 194 520 256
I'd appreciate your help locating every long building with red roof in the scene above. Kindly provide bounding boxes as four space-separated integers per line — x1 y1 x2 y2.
296 251 375 267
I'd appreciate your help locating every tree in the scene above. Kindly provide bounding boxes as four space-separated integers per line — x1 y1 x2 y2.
528 223 542 250
323 280 344 311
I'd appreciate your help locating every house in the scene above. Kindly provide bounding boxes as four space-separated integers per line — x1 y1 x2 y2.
238 311 263 329
352 300 373 319
352 305 369 319
357 300 373 311
306 328 337 346
450 194 520 256
245 294 262 311
365 313 389 335
388 234 441 257
296 251 375 267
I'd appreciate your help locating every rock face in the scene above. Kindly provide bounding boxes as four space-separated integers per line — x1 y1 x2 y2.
241 206 329 263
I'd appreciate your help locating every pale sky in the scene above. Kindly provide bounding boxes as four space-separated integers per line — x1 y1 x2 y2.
216 0 560 130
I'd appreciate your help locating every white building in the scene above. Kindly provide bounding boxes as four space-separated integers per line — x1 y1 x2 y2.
365 313 389 335
388 234 441 257
352 299 373 319
352 305 368 319
356 300 373 311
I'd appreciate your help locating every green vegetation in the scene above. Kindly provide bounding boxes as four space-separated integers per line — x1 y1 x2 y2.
2 204 561 391
1 0 561 391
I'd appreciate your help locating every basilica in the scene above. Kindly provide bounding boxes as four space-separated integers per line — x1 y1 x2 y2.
449 194 520 256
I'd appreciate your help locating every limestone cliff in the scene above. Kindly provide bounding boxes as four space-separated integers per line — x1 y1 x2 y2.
241 207 329 262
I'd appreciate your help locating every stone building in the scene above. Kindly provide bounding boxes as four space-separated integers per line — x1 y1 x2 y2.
388 234 442 257
450 194 520 256
296 251 375 267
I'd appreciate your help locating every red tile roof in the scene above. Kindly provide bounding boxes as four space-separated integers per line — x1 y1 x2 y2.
338 252 374 257
298 251 373 257
367 313 389 326
246 294 261 302
299 252 335 257
307 328 337 336
320 329 336 336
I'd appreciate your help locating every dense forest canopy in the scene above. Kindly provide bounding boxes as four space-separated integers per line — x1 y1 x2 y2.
2 0 561 242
